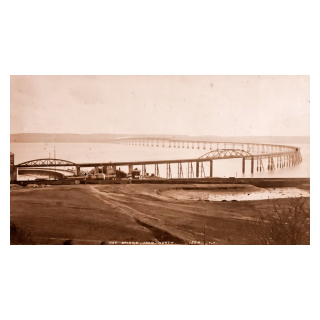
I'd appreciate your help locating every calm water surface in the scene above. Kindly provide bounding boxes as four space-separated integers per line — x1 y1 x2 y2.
10 142 310 179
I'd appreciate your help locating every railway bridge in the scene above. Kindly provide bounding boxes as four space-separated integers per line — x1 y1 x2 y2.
11 138 302 181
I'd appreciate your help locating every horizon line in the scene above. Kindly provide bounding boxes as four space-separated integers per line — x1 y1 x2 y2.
10 133 311 137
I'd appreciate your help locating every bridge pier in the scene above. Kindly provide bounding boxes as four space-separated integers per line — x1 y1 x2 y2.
257 157 264 171
75 166 81 176
200 162 205 177
95 167 100 174
242 158 245 174
166 163 172 179
210 160 213 177
178 163 183 178
251 157 254 174
188 162 194 178
128 164 133 175
196 161 199 178
155 164 160 177
141 165 146 177
11 166 18 181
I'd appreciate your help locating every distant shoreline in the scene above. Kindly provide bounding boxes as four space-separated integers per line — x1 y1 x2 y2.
10 133 310 144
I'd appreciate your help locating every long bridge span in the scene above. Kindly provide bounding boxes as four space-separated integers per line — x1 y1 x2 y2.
118 137 298 154
12 138 303 180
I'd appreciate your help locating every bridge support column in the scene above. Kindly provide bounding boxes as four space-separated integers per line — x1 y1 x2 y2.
209 160 213 177
128 164 133 175
196 161 199 178
75 166 81 176
188 162 194 178
155 164 160 177
178 163 183 178
251 157 254 174
95 167 100 174
166 163 172 179
11 166 17 181
242 158 245 174
141 164 146 177
200 162 205 177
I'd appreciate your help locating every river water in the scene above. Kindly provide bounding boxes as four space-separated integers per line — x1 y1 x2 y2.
10 142 310 180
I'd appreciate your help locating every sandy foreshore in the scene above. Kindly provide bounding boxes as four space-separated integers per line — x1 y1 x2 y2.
159 184 310 201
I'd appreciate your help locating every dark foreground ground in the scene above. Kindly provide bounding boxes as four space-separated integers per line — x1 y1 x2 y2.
10 183 310 245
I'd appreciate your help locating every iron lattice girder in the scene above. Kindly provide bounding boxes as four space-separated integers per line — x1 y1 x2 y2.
199 149 253 159
17 158 77 167
199 149 300 161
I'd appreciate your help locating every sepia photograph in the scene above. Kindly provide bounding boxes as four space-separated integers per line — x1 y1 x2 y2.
3 1 319 320
10 75 310 245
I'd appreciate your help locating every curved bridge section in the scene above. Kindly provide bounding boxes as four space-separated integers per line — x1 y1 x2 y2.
117 137 303 176
17 158 77 167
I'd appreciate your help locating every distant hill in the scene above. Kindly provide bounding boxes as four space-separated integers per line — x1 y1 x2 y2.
10 133 123 143
10 133 310 144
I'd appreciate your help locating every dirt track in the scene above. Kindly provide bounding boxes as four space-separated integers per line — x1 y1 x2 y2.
10 183 310 245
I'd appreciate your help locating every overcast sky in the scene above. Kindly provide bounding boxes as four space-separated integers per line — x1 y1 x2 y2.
10 75 310 136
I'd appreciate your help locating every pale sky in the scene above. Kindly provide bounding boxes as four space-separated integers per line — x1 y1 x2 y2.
10 75 310 136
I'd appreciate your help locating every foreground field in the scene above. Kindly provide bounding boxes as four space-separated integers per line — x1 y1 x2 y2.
10 184 310 245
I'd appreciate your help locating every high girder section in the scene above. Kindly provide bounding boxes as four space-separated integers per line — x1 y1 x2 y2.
199 149 253 159
17 158 77 167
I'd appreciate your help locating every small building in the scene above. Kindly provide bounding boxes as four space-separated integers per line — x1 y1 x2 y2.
131 168 141 179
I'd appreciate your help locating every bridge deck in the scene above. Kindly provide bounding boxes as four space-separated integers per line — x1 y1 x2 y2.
16 151 297 168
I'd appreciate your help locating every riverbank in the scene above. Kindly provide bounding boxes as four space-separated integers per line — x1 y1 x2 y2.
10 182 310 245
12 177 310 188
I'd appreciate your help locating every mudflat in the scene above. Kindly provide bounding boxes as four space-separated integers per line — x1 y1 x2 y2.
10 183 310 245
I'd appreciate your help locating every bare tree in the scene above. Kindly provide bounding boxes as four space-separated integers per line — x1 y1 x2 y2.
241 197 310 245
